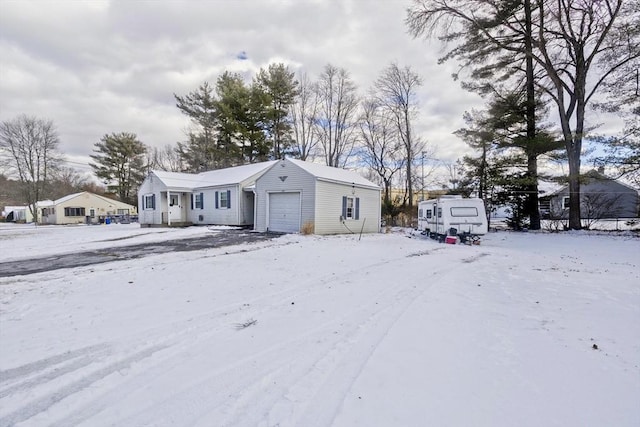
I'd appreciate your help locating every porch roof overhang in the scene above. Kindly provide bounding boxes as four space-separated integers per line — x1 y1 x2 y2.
162 187 193 193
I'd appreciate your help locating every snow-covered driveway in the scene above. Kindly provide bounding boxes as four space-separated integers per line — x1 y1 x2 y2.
0 227 638 426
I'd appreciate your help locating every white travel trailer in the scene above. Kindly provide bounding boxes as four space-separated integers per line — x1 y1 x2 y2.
417 196 488 243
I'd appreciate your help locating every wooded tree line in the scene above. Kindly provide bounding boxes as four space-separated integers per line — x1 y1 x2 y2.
1 61 426 216
407 0 639 230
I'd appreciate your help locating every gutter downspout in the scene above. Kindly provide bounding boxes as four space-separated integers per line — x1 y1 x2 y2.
252 188 258 231
167 190 171 227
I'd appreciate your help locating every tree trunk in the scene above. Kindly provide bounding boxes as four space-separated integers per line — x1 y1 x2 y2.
567 149 582 229
524 0 541 230
527 153 541 229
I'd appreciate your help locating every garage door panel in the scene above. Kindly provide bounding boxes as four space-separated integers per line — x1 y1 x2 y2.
269 192 300 233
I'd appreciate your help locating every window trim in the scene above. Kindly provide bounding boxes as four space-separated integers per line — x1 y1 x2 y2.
64 207 86 217
341 195 360 220
144 194 156 210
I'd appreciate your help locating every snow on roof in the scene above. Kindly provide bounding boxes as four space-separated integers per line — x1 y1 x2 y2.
196 161 278 188
287 158 380 189
53 192 85 205
152 171 203 190
152 161 278 190
538 180 564 196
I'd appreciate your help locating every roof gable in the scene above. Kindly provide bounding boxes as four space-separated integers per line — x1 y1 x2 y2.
50 192 135 208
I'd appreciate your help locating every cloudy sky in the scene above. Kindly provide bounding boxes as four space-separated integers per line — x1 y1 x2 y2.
0 0 620 180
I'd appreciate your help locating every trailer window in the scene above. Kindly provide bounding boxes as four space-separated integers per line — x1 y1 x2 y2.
437 207 442 218
419 208 423 219
450 207 478 217
426 209 432 219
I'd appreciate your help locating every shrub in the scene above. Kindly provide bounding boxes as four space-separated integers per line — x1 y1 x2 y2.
301 221 314 235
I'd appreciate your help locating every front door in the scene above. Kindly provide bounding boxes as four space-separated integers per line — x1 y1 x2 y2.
169 193 182 222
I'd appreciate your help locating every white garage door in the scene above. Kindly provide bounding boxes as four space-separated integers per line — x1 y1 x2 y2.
268 192 301 233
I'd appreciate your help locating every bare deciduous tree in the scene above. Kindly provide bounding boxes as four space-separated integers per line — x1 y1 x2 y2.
146 144 183 172
373 62 423 207
314 64 360 167
0 114 61 218
359 98 405 206
291 72 319 161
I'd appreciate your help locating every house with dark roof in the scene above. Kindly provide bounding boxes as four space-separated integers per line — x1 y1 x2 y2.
540 169 639 221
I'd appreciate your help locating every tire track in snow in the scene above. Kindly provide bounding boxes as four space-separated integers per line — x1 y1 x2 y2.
119 278 424 427
222 283 426 427
0 344 109 384
0 343 167 427
49 252 445 427
3 241 481 426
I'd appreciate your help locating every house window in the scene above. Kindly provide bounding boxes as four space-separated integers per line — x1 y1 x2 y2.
90 209 96 218
117 209 129 215
215 190 231 209
341 196 360 220
195 193 203 209
562 196 570 210
64 207 85 217
426 209 432 219
144 194 155 210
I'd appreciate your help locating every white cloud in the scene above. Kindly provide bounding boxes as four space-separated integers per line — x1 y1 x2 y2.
1 0 621 179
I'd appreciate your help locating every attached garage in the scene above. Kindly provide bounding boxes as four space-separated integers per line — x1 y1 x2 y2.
255 158 381 235
268 192 301 233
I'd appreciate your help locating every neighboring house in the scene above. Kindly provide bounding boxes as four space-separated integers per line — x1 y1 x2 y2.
38 192 137 225
138 158 382 235
2 205 35 223
540 169 639 220
138 161 278 227
254 158 381 234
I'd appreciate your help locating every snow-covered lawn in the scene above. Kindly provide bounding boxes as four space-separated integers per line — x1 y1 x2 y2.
0 225 638 427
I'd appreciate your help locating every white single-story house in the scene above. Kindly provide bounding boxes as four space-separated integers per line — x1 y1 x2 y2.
138 158 382 234
138 161 278 227
38 192 137 225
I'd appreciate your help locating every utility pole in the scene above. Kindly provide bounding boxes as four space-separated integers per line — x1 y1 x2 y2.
421 151 426 201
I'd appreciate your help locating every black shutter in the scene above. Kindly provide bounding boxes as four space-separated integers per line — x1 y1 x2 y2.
191 194 194 210
200 192 204 209
227 190 231 209
342 196 347 219
355 197 360 220
152 194 156 209
215 191 219 209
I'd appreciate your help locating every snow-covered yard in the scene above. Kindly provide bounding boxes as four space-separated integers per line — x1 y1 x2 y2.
0 224 638 427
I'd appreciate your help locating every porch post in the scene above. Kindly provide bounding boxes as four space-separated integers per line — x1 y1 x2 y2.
167 191 171 227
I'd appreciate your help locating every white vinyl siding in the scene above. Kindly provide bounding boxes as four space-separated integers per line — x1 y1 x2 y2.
314 180 380 235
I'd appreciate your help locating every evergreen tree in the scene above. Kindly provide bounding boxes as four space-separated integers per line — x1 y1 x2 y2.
90 132 146 205
255 63 299 159
174 82 220 172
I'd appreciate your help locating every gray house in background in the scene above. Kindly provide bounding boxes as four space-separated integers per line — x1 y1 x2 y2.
540 169 639 220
